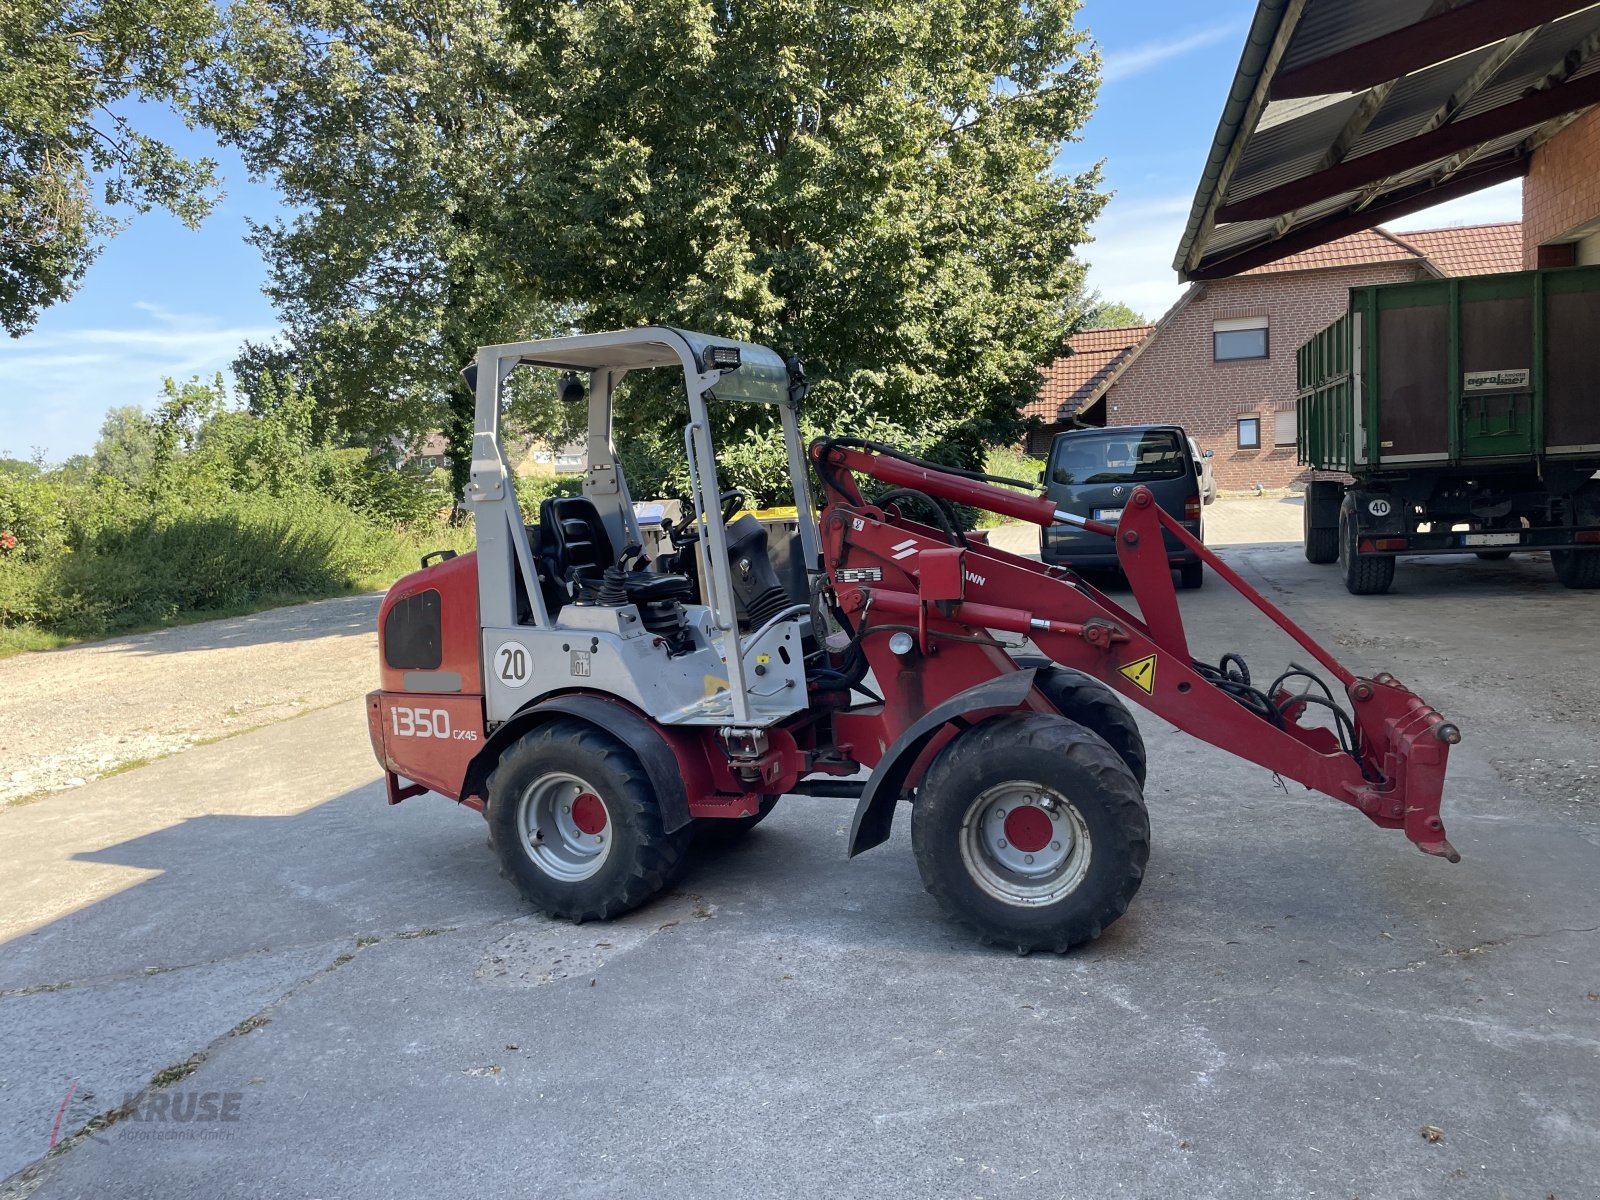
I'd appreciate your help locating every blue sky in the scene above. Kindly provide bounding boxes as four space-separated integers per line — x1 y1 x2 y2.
0 0 1523 462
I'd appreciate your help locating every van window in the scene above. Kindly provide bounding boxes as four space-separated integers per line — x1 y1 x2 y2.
1050 430 1187 485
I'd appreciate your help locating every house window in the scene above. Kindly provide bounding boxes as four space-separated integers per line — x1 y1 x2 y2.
1237 417 1261 449
1214 316 1269 361
1274 409 1298 447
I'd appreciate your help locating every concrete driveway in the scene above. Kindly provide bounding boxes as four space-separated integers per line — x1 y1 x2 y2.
2 536 1597 1198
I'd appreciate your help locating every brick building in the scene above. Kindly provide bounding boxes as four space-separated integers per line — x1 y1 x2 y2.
1524 105 1600 268
1029 222 1522 490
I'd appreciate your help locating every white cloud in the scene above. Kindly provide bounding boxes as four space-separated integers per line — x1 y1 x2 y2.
1080 193 1194 319
0 307 278 461
1101 23 1249 85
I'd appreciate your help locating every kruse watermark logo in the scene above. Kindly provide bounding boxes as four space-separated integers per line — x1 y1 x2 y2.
50 1079 249 1151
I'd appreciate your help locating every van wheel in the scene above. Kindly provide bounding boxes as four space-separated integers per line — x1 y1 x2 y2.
1339 509 1394 595
1178 561 1204 590
486 719 692 922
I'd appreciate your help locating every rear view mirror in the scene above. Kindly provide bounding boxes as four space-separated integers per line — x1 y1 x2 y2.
1037 468 1045 485
1203 449 1215 458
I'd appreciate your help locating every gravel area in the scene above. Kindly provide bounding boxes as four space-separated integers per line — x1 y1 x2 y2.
0 593 381 805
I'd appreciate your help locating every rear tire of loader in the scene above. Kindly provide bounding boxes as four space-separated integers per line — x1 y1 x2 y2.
1338 508 1394 595
911 712 1149 954
1552 548 1600 589
486 719 692 923
1013 657 1148 788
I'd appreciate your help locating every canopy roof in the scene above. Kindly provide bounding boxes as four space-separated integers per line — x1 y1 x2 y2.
1175 0 1600 280
480 327 791 406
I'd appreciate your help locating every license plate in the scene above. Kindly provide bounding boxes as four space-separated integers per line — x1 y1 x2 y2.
1464 532 1519 547
1094 507 1123 522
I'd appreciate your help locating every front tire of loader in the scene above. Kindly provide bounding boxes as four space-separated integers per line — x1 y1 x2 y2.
911 712 1150 954
1014 657 1147 788
1338 508 1394 595
486 719 691 922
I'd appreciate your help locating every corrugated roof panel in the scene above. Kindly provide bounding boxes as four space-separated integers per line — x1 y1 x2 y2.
1339 49 1500 160
1229 96 1364 199
1456 9 1600 120
1176 0 1600 280
1277 0 1436 75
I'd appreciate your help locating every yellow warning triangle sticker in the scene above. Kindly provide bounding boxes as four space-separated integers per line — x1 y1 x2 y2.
1118 653 1157 695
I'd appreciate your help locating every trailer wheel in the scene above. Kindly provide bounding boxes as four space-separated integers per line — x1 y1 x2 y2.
1014 657 1147 787
485 719 691 922
1303 480 1341 564
696 796 780 842
911 712 1149 953
1304 504 1339 564
1338 509 1394 595
1552 548 1600 589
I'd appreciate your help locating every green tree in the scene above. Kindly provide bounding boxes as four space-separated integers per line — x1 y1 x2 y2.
0 457 42 479
92 405 159 485
506 0 1105 485
0 0 228 336
1085 300 1148 329
215 0 1104 500
213 0 557 498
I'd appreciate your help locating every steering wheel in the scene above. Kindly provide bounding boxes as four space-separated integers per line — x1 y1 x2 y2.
668 490 746 547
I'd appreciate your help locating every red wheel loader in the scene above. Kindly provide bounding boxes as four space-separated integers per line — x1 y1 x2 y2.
367 328 1460 952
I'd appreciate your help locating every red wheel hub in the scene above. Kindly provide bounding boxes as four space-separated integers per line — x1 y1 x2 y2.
571 792 607 836
1003 805 1052 853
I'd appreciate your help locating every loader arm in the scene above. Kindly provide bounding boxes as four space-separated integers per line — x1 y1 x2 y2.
811 440 1461 862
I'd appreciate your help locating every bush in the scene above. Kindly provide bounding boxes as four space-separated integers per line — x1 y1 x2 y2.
515 473 585 523
0 378 476 646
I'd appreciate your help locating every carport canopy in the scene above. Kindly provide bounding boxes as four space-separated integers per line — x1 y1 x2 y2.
1175 0 1600 280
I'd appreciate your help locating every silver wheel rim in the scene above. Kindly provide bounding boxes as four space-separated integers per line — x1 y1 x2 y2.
517 771 612 883
959 781 1091 907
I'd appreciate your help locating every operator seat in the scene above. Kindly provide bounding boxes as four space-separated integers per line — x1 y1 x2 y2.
539 497 612 592
535 496 693 610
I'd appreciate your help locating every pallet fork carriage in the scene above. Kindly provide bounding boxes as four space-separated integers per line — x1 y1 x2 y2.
368 327 1461 952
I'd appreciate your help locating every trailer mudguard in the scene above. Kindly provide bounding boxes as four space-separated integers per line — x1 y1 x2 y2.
846 670 1037 858
464 694 694 833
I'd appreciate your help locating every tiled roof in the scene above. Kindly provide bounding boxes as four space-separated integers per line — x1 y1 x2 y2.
1239 228 1420 275
1027 324 1154 422
1386 221 1523 277
1238 221 1524 277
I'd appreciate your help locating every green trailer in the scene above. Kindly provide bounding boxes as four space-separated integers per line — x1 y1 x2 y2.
1297 265 1600 594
